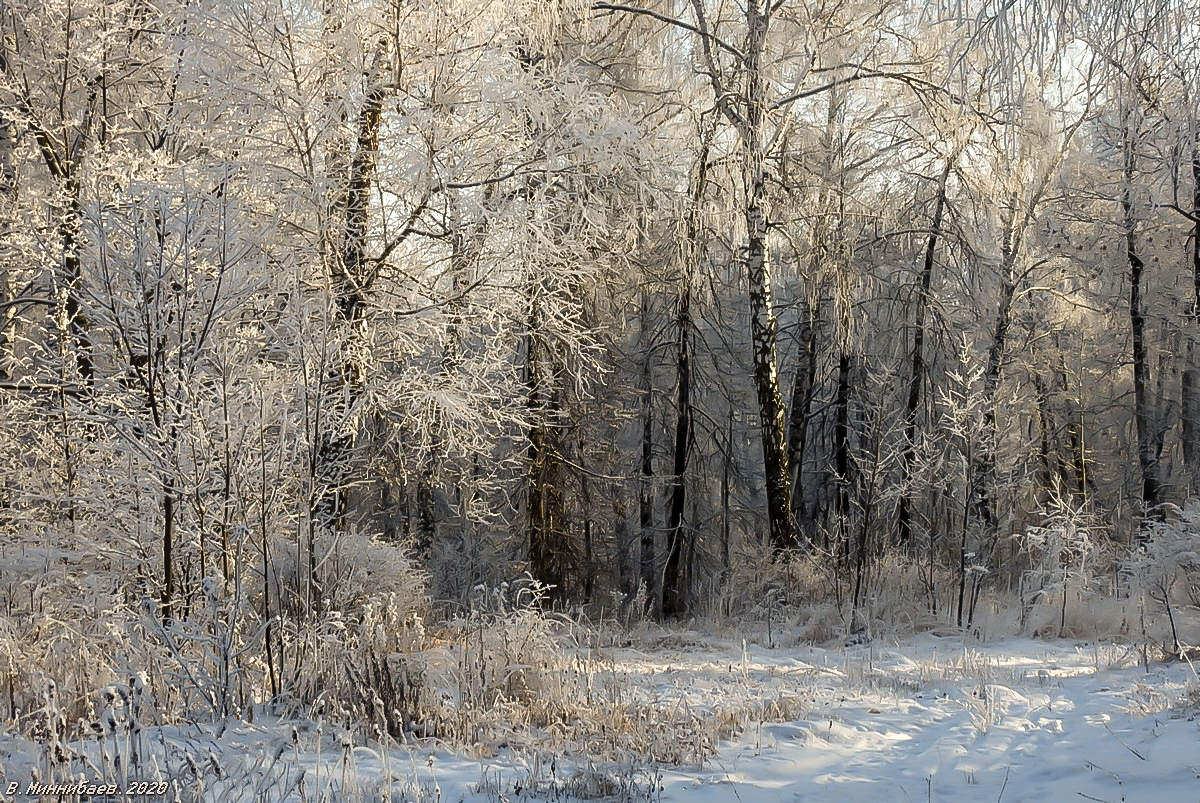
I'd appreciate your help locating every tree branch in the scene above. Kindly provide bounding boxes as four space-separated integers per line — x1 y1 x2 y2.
771 69 978 113
592 3 744 61
0 296 54 314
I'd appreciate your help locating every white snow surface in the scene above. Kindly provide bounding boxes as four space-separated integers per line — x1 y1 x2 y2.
2 634 1197 802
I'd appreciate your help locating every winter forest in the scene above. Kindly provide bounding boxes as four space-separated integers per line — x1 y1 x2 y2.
1 0 1199 799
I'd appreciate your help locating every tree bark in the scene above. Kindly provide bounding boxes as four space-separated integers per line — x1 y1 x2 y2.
58 181 93 385
786 302 816 531
721 407 732 580
834 352 852 569
1182 135 1200 489
1031 371 1055 495
1124 130 1161 519
743 2 796 552
526 414 563 597
679 0 794 550
663 139 709 618
662 274 691 617
315 44 389 536
897 158 952 546
0 49 96 386
162 478 175 621
334 81 385 324
639 302 657 614
977 197 1021 541
526 292 565 599
1184 370 1200 492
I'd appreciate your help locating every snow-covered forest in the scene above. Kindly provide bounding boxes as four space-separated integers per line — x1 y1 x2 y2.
1 0 1198 799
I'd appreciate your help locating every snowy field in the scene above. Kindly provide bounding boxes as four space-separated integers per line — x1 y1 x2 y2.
3 634 1196 802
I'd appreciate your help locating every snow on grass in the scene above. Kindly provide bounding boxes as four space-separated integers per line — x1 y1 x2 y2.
1 634 1196 802
654 636 1199 802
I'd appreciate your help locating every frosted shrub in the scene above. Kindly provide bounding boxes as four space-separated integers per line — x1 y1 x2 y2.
146 571 272 720
713 547 962 645
715 550 835 627
1016 486 1099 636
434 577 564 738
275 535 431 735
0 528 434 784
317 534 430 616
0 569 153 728
1130 501 1200 656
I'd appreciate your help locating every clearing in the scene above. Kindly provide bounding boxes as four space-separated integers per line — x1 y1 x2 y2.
3 633 1196 802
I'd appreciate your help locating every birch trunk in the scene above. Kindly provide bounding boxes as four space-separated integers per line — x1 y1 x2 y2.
743 1 795 551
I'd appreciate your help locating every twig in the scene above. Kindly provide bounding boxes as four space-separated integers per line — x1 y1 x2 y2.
1101 723 1145 761
996 766 1010 802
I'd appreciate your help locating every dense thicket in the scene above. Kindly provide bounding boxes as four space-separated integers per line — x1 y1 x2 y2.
2 0 1198 681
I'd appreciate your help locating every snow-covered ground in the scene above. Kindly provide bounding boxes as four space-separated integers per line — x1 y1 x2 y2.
647 636 1199 802
2 635 1197 802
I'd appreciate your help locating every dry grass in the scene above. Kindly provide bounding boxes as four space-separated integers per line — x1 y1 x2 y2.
3 536 1198 802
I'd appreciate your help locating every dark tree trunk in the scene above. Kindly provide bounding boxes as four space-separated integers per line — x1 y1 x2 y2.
581 471 594 603
315 60 388 535
614 501 631 597
162 480 174 622
417 483 436 554
513 42 576 601
60 185 93 385
1124 134 1161 519
1184 369 1200 491
526 309 565 598
527 423 562 597
662 278 691 618
898 159 951 546
1193 135 1200 324
747 212 796 552
0 114 13 384
583 515 594 602
258 413 280 700
978 199 1019 541
834 352 852 571
334 83 385 323
663 140 709 618
721 407 732 579
1032 372 1054 494
639 318 657 615
1182 136 1200 489
786 303 816 532
1051 357 1091 501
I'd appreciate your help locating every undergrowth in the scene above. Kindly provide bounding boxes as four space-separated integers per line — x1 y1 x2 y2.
1 524 1198 802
